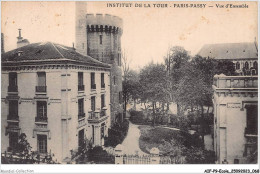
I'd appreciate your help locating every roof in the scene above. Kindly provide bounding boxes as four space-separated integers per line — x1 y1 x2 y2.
197 42 258 60
1 42 110 68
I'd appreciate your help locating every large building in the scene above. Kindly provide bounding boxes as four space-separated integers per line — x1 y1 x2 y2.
1 40 111 162
75 2 123 126
212 75 258 164
198 42 258 75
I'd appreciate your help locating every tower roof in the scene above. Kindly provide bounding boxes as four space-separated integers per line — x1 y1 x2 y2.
197 42 258 60
1 42 110 68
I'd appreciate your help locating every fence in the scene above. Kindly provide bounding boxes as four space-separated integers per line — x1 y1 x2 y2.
114 145 186 164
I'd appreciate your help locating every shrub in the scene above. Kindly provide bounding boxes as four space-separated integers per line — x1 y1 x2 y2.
129 110 146 124
104 119 129 147
87 146 114 164
183 147 215 164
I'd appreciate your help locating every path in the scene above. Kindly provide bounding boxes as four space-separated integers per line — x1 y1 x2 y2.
121 121 148 155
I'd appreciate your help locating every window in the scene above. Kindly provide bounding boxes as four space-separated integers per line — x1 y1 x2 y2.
9 72 17 87
8 72 17 92
244 62 249 70
113 76 116 85
9 100 18 119
101 94 105 108
37 101 47 118
78 129 84 148
118 53 121 66
101 73 105 88
37 135 47 154
236 62 240 70
91 73 96 89
119 91 123 103
9 132 18 151
82 43 84 49
78 99 84 117
91 96 95 111
253 61 257 69
36 72 46 92
99 35 103 45
78 72 84 91
245 105 258 135
101 123 105 138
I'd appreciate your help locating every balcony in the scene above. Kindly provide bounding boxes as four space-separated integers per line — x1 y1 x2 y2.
78 85 85 92
91 84 96 90
213 75 258 89
88 110 108 124
35 117 48 123
35 86 47 93
7 115 19 122
101 83 105 89
78 113 86 120
8 85 18 93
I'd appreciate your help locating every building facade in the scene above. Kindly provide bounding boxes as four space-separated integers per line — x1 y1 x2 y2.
75 2 123 126
1 42 111 162
198 42 258 75
212 75 258 164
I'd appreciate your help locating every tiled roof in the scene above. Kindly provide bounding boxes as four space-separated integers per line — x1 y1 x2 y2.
1 42 110 68
197 42 258 60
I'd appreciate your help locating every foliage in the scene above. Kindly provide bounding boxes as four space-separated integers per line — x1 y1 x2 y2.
138 125 215 164
2 133 57 164
122 70 141 112
129 110 147 124
183 147 215 164
87 146 115 164
104 119 129 147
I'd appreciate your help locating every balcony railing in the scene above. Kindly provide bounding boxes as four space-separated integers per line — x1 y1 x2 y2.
35 117 48 123
8 85 18 92
213 75 258 89
91 84 96 90
36 86 47 93
88 111 99 120
245 127 258 136
78 85 85 91
88 109 107 120
78 113 85 120
7 115 19 121
101 83 105 89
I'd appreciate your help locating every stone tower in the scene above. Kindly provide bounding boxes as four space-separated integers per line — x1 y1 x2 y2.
75 3 123 126
75 2 88 56
86 14 123 126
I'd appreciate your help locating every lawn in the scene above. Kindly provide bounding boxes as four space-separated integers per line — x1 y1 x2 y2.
138 125 215 164
138 125 183 154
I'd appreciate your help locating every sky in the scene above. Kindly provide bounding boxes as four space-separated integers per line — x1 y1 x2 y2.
1 1 258 70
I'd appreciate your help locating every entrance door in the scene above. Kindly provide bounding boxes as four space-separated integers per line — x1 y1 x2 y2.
9 132 19 152
246 105 258 135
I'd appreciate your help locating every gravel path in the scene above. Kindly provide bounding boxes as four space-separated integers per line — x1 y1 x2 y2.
121 121 148 155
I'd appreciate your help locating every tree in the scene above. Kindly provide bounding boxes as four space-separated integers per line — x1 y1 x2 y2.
166 46 190 115
173 55 236 144
139 62 168 126
122 70 140 112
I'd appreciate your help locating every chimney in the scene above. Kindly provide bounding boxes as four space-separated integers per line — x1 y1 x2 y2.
1 33 5 53
17 29 30 48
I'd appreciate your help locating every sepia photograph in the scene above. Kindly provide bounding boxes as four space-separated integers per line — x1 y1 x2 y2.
0 0 259 173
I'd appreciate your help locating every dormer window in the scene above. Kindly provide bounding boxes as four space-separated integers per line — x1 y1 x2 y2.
17 51 23 56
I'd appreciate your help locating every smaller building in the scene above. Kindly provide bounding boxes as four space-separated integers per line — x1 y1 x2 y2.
212 74 258 164
198 42 258 75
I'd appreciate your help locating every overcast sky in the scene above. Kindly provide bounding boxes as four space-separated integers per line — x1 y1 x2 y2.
1 1 258 70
